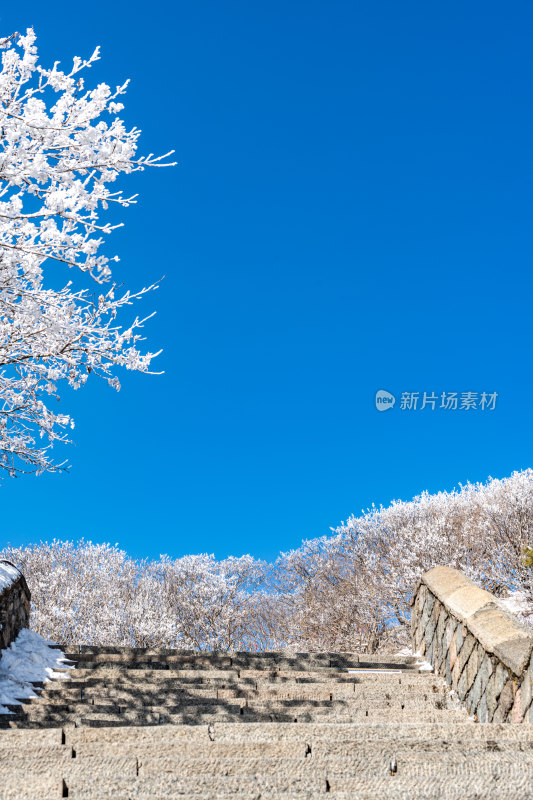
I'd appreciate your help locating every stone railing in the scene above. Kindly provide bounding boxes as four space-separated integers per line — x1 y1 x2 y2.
0 561 31 651
411 566 533 723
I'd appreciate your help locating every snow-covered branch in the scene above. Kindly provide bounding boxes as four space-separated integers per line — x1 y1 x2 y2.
3 471 533 652
0 29 174 475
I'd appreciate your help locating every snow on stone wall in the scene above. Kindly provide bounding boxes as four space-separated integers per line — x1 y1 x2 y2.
0 561 31 652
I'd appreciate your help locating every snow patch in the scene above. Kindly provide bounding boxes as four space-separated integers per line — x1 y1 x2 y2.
394 647 413 657
500 591 533 624
0 562 20 593
0 628 73 714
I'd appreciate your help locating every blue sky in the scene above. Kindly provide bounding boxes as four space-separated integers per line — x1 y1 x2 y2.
1 1 532 562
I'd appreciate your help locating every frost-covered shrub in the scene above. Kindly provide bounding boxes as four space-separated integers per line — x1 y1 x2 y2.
3 470 533 652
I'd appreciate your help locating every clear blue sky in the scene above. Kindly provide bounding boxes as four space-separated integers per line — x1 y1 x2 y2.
1 1 532 562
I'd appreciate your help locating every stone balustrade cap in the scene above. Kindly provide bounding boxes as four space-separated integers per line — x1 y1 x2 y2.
420 566 533 678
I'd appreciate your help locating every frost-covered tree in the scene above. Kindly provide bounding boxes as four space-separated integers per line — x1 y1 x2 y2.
0 30 173 476
2 471 533 651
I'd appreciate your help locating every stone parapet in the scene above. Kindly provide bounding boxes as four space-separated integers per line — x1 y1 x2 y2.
411 566 533 723
0 561 31 651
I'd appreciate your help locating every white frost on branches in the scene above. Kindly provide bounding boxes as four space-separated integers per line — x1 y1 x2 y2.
3 470 533 653
0 29 173 475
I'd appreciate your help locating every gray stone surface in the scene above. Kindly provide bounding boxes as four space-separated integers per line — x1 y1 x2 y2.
0 564 30 651
411 567 533 732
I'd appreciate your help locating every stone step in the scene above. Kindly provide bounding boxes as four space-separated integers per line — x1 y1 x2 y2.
211 721 506 742
0 776 63 800
49 773 330 796
43 676 437 697
50 736 533 761
52 767 533 798
58 669 431 686
238 669 417 681
70 721 522 747
22 689 450 714
0 744 71 761
44 674 259 688
67 659 237 671
0 755 137 778
0 728 64 746
0 786 526 800
60 646 418 662
21 721 529 748
67 661 240 673
135 752 533 776
64 658 417 674
66 724 211 745
74 740 309 759
6 734 532 764
31 710 469 727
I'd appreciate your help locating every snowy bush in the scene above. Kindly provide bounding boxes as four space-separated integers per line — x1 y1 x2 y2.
3 470 533 652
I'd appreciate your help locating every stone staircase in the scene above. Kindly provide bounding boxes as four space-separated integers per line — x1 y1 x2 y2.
1 647 533 799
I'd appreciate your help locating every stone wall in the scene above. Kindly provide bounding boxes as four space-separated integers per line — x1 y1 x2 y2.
411 566 533 723
0 561 31 651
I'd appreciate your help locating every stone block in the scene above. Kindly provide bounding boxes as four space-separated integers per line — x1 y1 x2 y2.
436 610 447 672
426 635 434 665
446 617 457 648
494 662 508 700
468 606 533 677
477 691 488 722
451 649 462 689
421 593 434 631
484 670 498 720
445 650 451 685
457 632 475 675
511 685 523 724
449 629 458 671
456 623 466 654
424 610 437 648
463 643 480 696
521 671 533 718
445 583 497 622
468 653 494 711
493 679 514 723
421 566 473 605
